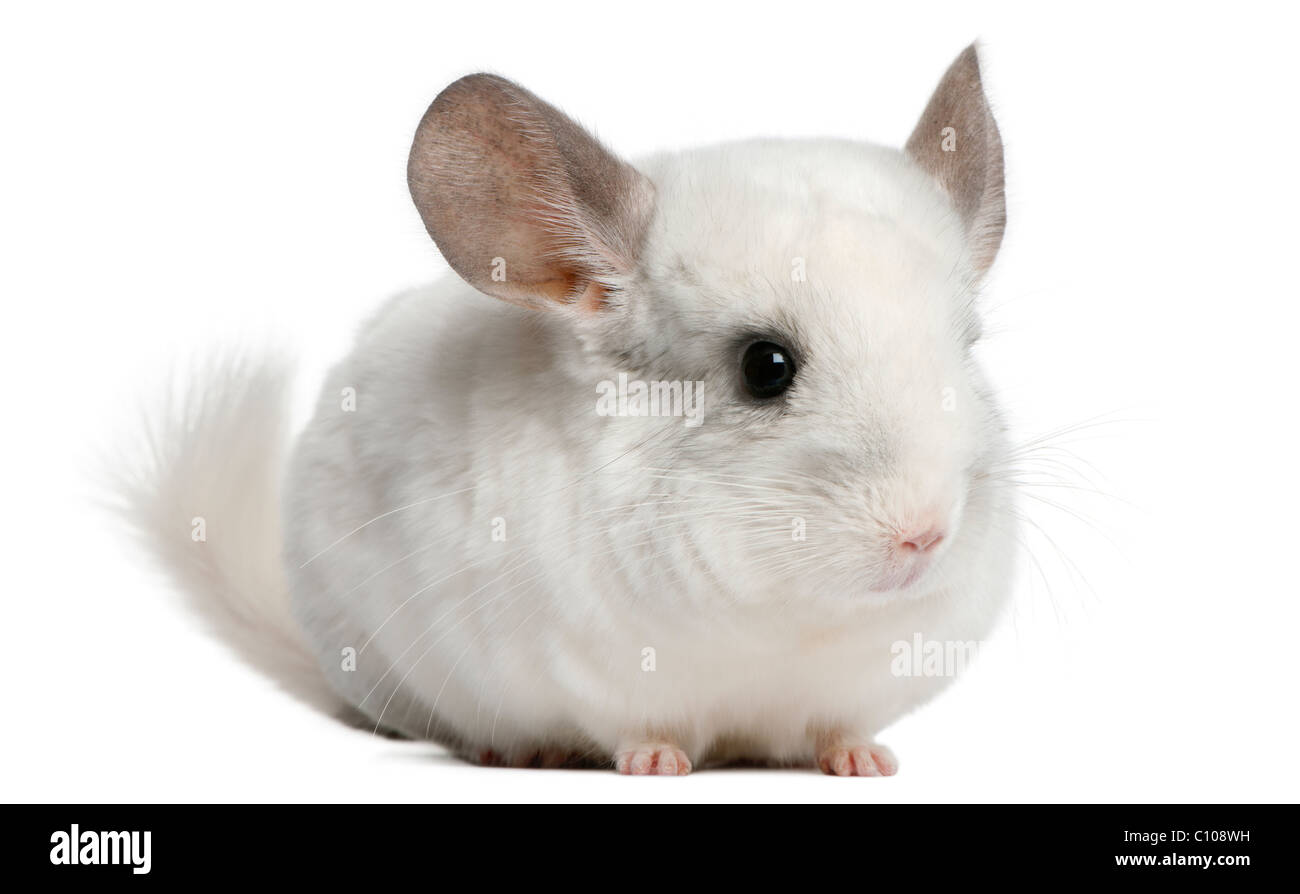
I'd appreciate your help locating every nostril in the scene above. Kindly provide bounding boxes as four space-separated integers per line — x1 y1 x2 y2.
899 528 945 554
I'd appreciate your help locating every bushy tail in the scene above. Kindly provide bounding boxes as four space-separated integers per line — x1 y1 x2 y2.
110 353 345 717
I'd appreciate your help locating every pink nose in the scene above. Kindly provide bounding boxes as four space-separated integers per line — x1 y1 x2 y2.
898 527 945 554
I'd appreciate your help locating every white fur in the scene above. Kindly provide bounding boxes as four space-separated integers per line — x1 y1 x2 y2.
268 137 1019 766
112 354 346 717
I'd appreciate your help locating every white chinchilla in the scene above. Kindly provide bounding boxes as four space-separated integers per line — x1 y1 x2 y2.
122 44 1017 775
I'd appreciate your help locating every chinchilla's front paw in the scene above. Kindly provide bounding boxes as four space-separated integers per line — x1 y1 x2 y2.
613 740 693 776
815 734 899 777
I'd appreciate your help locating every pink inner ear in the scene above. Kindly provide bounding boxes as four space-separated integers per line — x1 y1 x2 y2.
573 280 609 312
407 73 654 311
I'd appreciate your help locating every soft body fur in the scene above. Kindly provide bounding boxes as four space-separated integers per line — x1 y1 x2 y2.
126 46 1017 775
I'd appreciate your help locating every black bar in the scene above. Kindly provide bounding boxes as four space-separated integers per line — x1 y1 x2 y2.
5 804 1285 880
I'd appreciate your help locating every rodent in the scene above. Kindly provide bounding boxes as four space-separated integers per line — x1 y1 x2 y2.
121 43 1016 775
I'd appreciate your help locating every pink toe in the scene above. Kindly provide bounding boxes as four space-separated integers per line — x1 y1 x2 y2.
870 748 898 776
851 750 881 776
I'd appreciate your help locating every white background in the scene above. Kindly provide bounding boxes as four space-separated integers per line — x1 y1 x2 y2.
3 1 1298 803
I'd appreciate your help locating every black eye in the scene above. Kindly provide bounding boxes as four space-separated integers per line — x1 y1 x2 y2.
742 341 796 399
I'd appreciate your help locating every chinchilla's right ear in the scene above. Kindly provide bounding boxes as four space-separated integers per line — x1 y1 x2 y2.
407 74 655 312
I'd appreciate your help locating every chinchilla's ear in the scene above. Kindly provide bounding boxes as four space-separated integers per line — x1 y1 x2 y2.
906 44 1006 274
408 74 655 312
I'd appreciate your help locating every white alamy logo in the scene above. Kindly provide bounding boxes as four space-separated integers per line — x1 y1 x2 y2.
50 825 151 875
596 373 704 427
890 634 982 677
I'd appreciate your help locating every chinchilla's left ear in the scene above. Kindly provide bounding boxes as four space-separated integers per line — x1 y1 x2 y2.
906 43 1006 274
407 73 655 313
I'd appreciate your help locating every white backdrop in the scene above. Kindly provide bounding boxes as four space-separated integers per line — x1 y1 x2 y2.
3 0 1298 803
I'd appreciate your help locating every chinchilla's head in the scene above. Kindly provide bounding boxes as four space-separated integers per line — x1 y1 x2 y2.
407 45 1012 609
